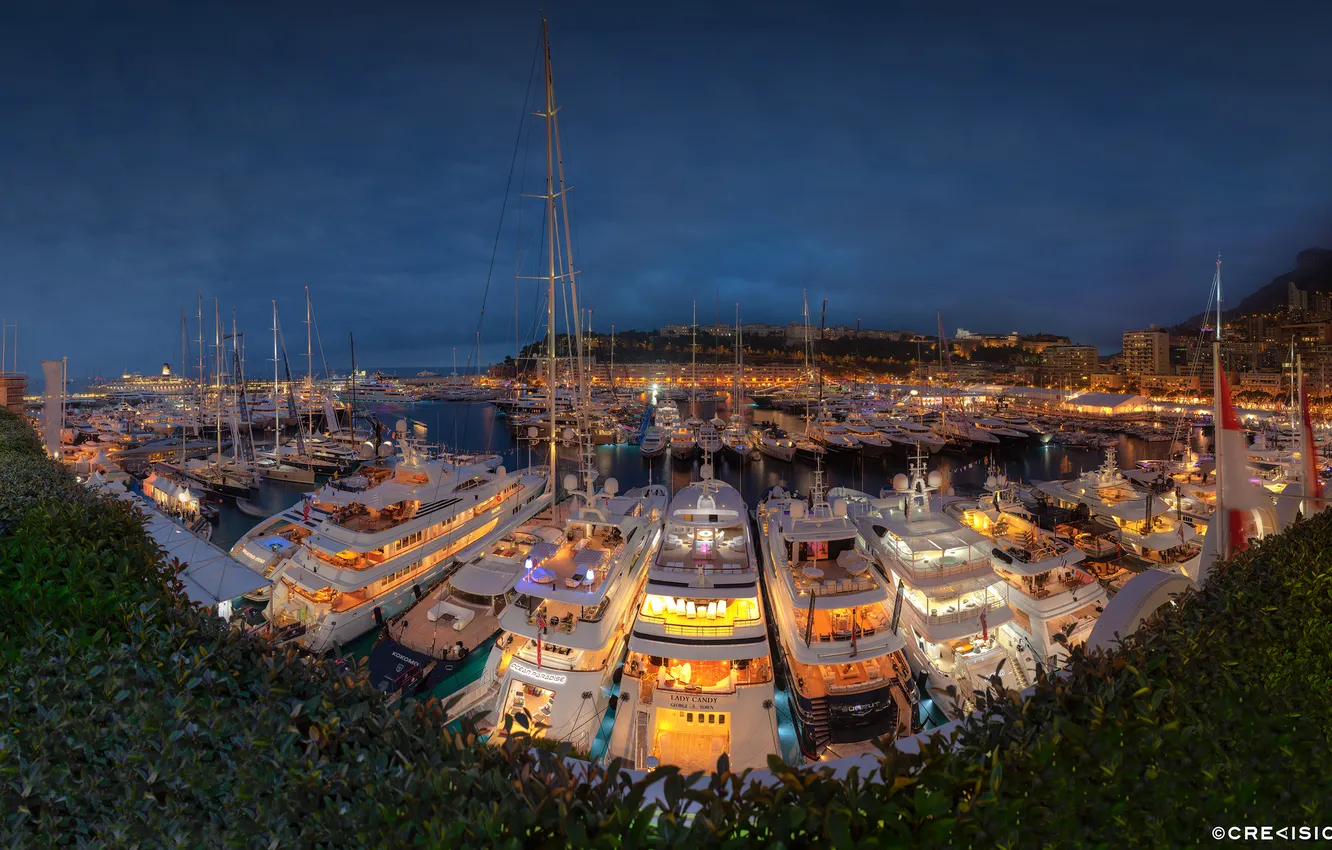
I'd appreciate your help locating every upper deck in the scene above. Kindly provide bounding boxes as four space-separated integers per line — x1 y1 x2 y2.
652 480 753 578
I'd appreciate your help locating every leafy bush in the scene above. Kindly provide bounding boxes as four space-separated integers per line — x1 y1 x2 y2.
1 407 1329 847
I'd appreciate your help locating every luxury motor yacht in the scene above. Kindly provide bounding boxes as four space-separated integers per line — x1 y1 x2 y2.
856 451 1019 719
841 413 893 457
234 443 551 652
1036 448 1202 571
809 414 859 453
483 473 669 752
669 424 697 461
751 425 797 462
948 469 1107 681
756 478 913 756
605 467 782 772
367 524 551 699
640 426 667 459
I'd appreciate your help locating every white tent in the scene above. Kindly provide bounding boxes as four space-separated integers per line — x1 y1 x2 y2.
132 496 270 609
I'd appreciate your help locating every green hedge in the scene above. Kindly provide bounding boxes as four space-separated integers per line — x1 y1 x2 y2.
2 406 1329 847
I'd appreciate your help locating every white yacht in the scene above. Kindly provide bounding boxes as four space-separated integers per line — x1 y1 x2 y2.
640 426 667 458
605 468 781 772
233 445 551 652
484 473 669 752
856 451 1019 719
1036 448 1202 571
756 478 912 757
841 413 893 457
751 425 797 462
721 416 753 460
948 469 1107 682
809 414 859 453
669 424 697 461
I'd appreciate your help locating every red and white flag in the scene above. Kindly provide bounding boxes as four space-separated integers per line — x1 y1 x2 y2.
1299 374 1324 513
980 606 988 643
1215 368 1268 555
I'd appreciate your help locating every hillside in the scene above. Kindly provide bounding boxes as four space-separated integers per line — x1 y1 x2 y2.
1186 247 1332 326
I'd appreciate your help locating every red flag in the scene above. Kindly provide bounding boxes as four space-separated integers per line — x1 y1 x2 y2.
535 613 546 669
536 639 542 669
850 608 858 658
1300 376 1324 512
303 498 310 522
1215 369 1267 554
980 606 988 643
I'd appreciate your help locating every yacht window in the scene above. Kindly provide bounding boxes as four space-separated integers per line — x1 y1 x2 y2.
686 712 694 723
717 715 725 726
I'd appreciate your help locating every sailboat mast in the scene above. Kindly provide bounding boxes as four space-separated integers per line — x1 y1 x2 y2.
273 300 280 459
214 300 222 469
196 293 204 449
541 17 558 484
305 286 313 439
180 308 188 468
691 301 697 407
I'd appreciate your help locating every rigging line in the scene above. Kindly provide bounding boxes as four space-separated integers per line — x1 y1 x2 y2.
457 21 544 453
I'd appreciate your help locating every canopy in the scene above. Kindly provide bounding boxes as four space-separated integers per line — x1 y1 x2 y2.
133 495 270 607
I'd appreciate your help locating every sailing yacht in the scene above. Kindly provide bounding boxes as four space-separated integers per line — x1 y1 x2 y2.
605 464 781 772
721 416 753 460
235 442 552 652
855 450 1018 719
948 467 1107 681
484 472 668 752
756 476 912 756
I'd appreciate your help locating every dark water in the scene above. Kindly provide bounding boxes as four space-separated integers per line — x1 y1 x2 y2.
213 398 1191 550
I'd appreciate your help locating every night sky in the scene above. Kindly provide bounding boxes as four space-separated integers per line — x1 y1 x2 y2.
3 1 1331 381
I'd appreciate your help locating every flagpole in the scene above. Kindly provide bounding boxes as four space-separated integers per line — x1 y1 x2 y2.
1214 337 1225 562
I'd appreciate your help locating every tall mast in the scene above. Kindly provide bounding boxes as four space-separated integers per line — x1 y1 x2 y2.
273 300 280 459
180 308 188 468
305 286 313 438
691 301 697 408
1212 254 1226 561
539 17 560 486
214 299 222 469
196 293 204 446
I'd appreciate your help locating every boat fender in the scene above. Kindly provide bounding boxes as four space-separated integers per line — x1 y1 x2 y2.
373 606 385 627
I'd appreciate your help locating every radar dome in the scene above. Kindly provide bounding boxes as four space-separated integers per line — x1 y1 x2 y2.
984 474 997 489
563 428 575 442
892 473 909 492
527 426 539 439
395 419 407 433
604 477 619 495
377 441 393 457
927 471 943 488
700 462 714 480
563 473 579 492
790 501 807 519
359 441 375 459
946 487 955 496
831 497 848 518
496 466 506 476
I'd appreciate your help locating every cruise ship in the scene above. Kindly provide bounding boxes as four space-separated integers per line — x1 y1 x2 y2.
1036 448 1201 571
756 477 913 756
855 451 1018 719
605 467 781 772
484 472 668 752
948 467 1107 681
231 444 550 652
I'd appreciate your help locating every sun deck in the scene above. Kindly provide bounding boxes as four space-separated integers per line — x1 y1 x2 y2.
654 526 749 573
523 524 626 594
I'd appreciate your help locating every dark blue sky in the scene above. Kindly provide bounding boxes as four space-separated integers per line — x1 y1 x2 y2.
2 1 1330 379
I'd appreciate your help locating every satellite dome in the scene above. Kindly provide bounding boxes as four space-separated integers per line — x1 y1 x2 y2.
563 473 579 492
395 419 407 433
831 498 848 517
985 475 997 489
892 473 909 492
927 471 943 488
700 462 714 480
377 441 393 457
604 477 619 495
790 501 807 519
359 441 375 458
563 428 575 442
496 466 506 476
